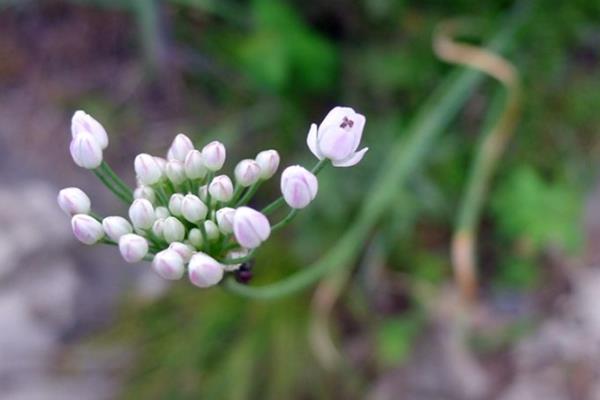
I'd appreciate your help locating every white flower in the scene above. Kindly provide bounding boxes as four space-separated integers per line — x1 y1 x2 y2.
280 165 318 209
167 133 194 162
224 248 249 271
155 206 170 219
233 207 270 249
208 175 234 202
188 228 204 248
255 149 280 179
216 207 235 234
57 187 91 216
153 249 185 280
188 252 224 288
184 149 207 179
71 110 108 149
204 220 220 241
128 199 155 230
134 154 163 185
198 185 208 202
134 186 156 203
102 216 133 241
165 160 187 185
181 194 208 222
118 233 148 263
70 131 103 169
306 106 367 167
234 159 261 187
201 141 226 171
163 216 185 243
168 193 184 216
168 242 195 263
71 214 104 245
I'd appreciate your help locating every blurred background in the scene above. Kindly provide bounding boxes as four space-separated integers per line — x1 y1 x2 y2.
1 0 600 399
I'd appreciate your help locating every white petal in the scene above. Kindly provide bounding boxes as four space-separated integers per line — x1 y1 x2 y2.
306 123 322 160
332 147 368 167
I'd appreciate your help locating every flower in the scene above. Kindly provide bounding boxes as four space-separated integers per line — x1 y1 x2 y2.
234 159 261 187
163 216 185 243
168 242 195 263
70 131 103 169
167 133 194 162
184 149 207 179
168 193 184 216
102 216 133 241
134 186 156 203
306 106 367 167
188 228 204 248
188 252 224 288
208 175 234 202
255 149 280 179
181 194 208 222
280 165 318 209
57 187 91 216
216 207 235 234
201 141 226 171
71 214 104 245
223 248 249 271
154 206 170 219
153 249 185 280
129 199 155 230
233 207 270 249
118 233 148 263
71 110 108 149
204 220 220 241
134 153 163 185
165 160 186 185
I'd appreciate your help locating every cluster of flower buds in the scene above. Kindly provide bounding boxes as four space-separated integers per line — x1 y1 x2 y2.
59 106 366 288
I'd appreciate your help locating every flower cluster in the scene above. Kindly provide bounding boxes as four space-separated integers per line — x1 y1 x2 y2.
59 106 367 288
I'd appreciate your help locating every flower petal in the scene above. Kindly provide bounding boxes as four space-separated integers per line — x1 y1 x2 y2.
332 147 368 167
306 123 322 160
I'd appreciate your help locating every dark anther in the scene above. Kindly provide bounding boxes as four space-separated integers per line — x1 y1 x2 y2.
340 116 354 129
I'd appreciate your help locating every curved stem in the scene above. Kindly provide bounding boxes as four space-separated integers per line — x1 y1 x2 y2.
93 169 130 204
235 181 262 207
271 209 298 234
100 162 133 202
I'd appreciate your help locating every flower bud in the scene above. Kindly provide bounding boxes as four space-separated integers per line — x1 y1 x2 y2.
57 187 91 216
255 149 280 179
167 133 194 162
188 252 224 288
198 185 208 202
216 207 235 234
204 220 220 241
153 249 185 280
168 193 184 216
134 153 163 185
155 206 170 219
70 131 103 169
102 216 133 241
233 207 270 249
71 110 109 149
188 228 204 248
181 194 208 222
234 159 261 187
154 156 167 174
71 214 104 245
128 199 155 230
134 186 156 203
165 160 187 185
201 141 226 171
118 233 148 263
208 175 233 202
163 216 185 243
307 106 368 167
183 149 207 179
280 165 318 209
168 242 195 263
152 218 165 238
224 248 249 271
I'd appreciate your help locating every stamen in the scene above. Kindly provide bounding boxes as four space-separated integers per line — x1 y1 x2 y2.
340 116 354 129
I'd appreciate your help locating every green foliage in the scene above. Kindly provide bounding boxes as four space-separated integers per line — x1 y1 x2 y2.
376 311 424 367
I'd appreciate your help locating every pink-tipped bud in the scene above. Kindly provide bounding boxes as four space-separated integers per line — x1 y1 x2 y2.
155 206 170 219
153 249 185 280
70 131 103 169
58 187 91 216
255 149 280 179
134 153 163 185
71 214 104 245
201 141 226 171
71 110 109 149
134 186 156 203
233 207 270 249
208 175 234 202
224 248 249 271
152 218 165 238
168 193 184 216
163 216 185 243
204 220 220 241
119 233 149 263
234 159 261 187
184 149 207 179
188 252 224 288
165 160 187 185
128 199 155 230
181 194 208 222
167 133 194 162
216 207 235 234
102 216 133 241
168 242 195 263
188 228 204 248
280 165 318 209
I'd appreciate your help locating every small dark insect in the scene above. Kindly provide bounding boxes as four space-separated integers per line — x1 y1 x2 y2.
234 260 254 284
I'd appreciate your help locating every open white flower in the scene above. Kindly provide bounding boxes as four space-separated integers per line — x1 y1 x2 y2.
306 106 367 167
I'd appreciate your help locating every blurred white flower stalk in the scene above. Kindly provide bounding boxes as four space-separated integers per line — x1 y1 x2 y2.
59 106 366 288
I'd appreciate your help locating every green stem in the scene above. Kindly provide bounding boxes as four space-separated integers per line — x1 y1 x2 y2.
271 209 298 234
205 172 214 210
90 211 103 221
93 169 130 204
235 181 262 207
222 3 532 300
100 162 133 202
154 183 169 206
